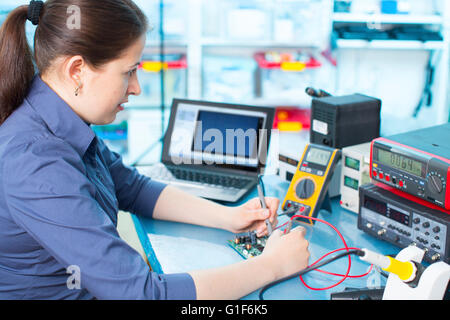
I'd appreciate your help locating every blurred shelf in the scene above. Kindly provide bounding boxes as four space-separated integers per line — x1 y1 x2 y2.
200 38 321 48
332 13 443 25
124 104 173 110
336 39 445 50
145 40 187 47
236 97 311 108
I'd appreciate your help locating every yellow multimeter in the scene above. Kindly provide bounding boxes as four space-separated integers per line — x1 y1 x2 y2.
281 143 341 225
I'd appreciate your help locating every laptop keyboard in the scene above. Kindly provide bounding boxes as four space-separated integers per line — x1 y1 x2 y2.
169 167 251 188
147 164 253 189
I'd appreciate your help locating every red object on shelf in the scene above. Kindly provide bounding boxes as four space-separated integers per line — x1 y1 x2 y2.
273 107 311 131
139 55 187 72
254 52 321 70
321 48 337 67
165 57 188 69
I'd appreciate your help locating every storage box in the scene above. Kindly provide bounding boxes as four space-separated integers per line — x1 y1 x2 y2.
272 0 332 46
134 0 187 42
203 55 256 102
226 7 269 40
254 52 321 101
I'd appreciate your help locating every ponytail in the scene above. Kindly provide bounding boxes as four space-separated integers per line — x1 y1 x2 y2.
0 5 36 125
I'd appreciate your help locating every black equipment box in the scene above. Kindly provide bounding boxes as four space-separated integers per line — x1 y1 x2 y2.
358 183 450 264
310 93 381 149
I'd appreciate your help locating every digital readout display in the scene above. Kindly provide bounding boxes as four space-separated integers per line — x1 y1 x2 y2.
364 196 410 226
306 147 331 166
364 196 387 216
344 156 360 171
388 208 410 226
344 176 359 190
376 148 424 178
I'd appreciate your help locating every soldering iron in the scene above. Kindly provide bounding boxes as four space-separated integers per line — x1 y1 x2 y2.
358 248 422 285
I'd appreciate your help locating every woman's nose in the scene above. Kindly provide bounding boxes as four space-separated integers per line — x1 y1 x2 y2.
128 74 141 96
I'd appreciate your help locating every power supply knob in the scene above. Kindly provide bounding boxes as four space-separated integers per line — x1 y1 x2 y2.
377 229 386 236
427 174 443 194
295 178 315 199
431 253 441 262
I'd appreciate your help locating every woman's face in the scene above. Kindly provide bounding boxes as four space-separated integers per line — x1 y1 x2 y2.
77 35 146 125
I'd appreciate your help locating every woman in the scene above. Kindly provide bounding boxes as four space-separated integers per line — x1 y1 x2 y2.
0 0 310 300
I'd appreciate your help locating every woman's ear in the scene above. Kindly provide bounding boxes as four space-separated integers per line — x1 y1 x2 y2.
63 55 85 95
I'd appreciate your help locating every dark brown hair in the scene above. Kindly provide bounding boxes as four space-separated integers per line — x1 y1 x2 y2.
0 0 148 124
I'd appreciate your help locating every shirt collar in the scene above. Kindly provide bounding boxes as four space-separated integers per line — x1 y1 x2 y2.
26 75 96 157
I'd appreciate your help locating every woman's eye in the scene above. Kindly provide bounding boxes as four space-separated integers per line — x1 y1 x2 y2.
128 69 137 77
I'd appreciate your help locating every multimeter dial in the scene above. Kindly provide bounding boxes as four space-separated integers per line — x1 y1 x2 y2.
427 173 444 194
295 178 315 199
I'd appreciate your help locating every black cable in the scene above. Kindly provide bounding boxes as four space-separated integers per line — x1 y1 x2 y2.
258 249 364 300
412 50 437 118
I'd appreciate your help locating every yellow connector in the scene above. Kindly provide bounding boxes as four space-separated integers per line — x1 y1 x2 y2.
383 256 416 282
360 248 417 283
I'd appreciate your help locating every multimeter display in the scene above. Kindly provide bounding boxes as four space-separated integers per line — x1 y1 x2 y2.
376 148 425 178
306 148 331 166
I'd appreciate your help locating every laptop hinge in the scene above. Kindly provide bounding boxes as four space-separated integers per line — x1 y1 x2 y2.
162 161 260 178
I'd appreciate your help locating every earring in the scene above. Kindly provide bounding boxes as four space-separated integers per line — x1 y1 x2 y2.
74 81 82 96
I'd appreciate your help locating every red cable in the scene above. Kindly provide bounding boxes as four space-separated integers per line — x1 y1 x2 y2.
272 214 374 290
275 222 289 229
287 214 353 291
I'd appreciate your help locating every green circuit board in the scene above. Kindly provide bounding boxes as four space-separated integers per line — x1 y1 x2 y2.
227 234 268 259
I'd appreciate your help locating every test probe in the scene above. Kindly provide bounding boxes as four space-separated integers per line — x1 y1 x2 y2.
257 177 273 236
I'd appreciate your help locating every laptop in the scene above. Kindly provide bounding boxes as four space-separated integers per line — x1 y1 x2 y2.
141 98 275 202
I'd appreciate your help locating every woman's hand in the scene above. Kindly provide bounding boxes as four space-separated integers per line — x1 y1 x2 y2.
261 226 310 280
226 197 279 237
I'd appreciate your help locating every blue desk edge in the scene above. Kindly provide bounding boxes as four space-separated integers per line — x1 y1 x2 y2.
131 214 164 274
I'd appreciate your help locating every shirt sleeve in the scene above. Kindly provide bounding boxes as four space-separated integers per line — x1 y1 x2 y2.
3 136 196 300
96 138 167 219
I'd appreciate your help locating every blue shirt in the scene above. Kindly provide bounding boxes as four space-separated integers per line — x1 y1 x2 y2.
0 75 196 299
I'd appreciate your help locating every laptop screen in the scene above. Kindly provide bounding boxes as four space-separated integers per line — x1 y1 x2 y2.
163 99 274 172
